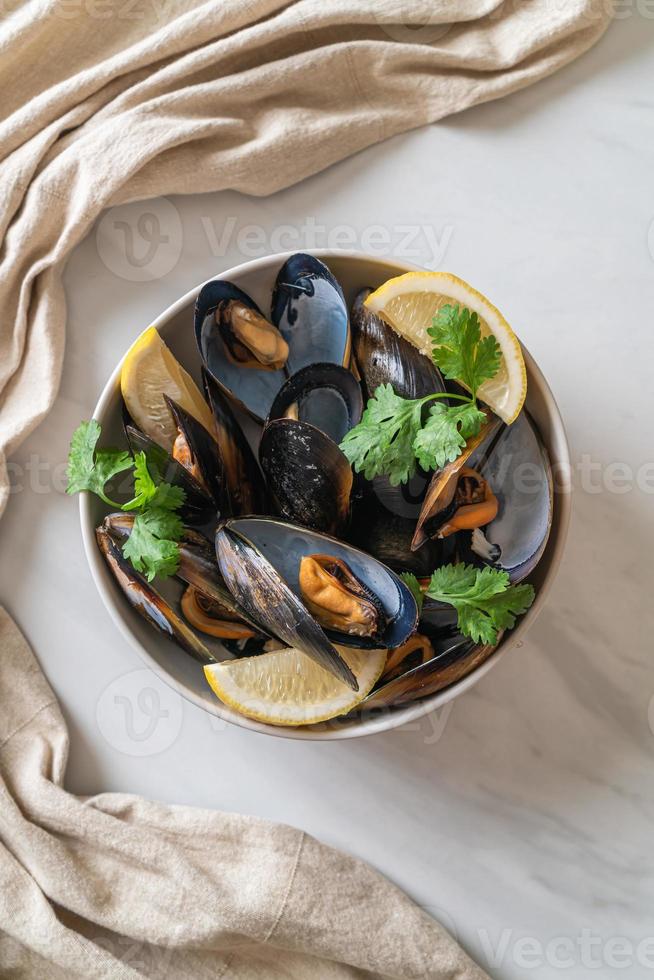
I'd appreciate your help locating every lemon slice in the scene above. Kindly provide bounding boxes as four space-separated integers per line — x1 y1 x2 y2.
121 327 215 451
204 645 386 727
365 272 527 424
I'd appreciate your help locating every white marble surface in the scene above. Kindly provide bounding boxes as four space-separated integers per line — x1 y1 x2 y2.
1 14 653 978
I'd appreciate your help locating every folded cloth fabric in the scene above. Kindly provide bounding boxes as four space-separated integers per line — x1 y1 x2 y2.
0 0 611 518
0 608 488 979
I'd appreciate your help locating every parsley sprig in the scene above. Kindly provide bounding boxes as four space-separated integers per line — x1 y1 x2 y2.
401 566 535 645
66 420 185 581
340 305 500 484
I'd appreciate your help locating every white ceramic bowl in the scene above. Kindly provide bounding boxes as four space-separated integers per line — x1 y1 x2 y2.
81 251 571 740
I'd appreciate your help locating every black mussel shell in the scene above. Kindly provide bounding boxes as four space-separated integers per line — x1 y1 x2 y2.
195 279 287 422
363 636 496 709
271 254 350 376
412 414 500 551
202 367 267 516
96 526 216 665
351 288 446 401
259 419 353 537
467 410 553 583
266 362 363 445
215 523 358 690
164 395 229 515
219 517 419 651
124 423 215 526
102 514 267 637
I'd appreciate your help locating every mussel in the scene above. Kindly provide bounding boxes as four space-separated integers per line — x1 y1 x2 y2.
271 254 350 377
165 395 229 513
217 517 419 652
259 420 353 536
180 586 260 640
215 522 359 690
124 422 216 526
351 288 446 401
266 362 363 445
412 414 500 550
96 526 216 664
196 280 289 422
102 514 266 639
298 555 385 638
413 411 552 583
363 636 497 708
202 368 267 516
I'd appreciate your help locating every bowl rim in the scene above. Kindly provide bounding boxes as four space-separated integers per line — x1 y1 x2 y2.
80 249 572 741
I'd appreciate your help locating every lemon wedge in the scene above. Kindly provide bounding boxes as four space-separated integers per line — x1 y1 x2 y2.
121 327 215 451
364 272 527 424
204 645 386 727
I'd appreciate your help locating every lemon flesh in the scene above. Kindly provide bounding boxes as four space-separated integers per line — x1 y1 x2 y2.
364 272 527 424
204 645 386 727
121 327 215 452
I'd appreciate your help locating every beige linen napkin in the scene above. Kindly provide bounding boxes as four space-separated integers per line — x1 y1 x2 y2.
0 0 612 518
0 608 488 979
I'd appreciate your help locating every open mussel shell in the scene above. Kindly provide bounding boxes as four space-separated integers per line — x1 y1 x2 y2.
215 522 358 691
124 422 215 526
96 526 216 665
195 279 288 423
266 362 363 445
102 514 267 637
363 634 497 709
351 288 446 401
271 254 350 376
467 410 553 582
259 420 353 536
164 395 229 514
219 517 419 651
412 414 501 550
202 368 267 516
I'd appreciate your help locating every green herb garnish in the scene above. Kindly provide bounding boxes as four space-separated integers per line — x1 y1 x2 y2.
66 420 185 581
423 564 535 645
340 304 500 484
399 572 425 615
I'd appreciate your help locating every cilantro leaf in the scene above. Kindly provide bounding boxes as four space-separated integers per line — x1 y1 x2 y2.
340 384 426 485
428 305 501 397
66 420 133 506
400 572 425 614
122 452 185 512
121 508 183 581
426 563 535 644
413 401 486 471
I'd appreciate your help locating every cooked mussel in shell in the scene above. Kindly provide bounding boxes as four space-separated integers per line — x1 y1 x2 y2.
215 521 359 690
202 368 267 516
266 362 363 445
412 414 500 550
102 513 266 638
271 253 350 376
423 466 498 539
96 526 216 664
298 555 386 638
351 288 446 401
165 395 229 513
124 420 216 526
364 636 497 709
196 280 289 422
215 296 288 371
180 586 260 640
259 420 353 536
218 517 419 652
